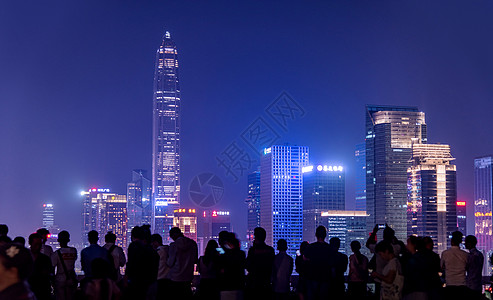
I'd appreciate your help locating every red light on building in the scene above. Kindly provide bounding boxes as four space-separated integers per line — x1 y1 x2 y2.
212 211 217 217
457 201 466 206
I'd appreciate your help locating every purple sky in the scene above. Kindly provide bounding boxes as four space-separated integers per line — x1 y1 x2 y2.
1 1 493 243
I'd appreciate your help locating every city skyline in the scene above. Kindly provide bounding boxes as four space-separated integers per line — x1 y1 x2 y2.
2 1 493 242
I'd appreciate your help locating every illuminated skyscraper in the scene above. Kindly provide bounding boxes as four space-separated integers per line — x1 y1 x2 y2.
42 203 55 228
246 169 260 244
365 105 427 240
407 143 457 253
152 31 181 237
173 209 197 241
355 143 366 211
201 210 231 241
260 145 309 257
81 188 127 248
127 169 152 239
474 156 493 252
456 201 467 235
302 164 345 242
319 210 367 255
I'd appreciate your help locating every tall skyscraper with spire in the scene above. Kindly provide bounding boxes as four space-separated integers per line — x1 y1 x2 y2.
152 31 181 238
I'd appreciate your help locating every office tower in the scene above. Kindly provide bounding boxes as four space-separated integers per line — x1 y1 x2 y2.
173 209 197 241
456 201 467 235
319 210 367 255
42 203 55 228
260 145 309 257
127 169 152 239
407 143 457 253
474 156 493 252
245 169 260 244
152 31 181 237
202 210 231 241
355 143 366 211
302 164 345 242
366 105 427 240
81 188 127 248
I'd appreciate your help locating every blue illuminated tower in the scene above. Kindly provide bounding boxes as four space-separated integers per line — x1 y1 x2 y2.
260 145 309 257
152 31 181 237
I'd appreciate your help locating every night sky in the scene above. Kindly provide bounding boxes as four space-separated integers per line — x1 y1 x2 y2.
1 1 493 243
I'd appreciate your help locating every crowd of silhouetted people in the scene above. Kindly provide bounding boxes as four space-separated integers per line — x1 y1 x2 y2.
0 222 491 300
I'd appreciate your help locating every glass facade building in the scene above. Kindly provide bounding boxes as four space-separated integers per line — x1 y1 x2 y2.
42 203 54 228
127 169 152 240
355 143 366 212
173 209 197 241
152 31 181 238
260 145 309 257
407 143 457 254
474 156 493 253
201 210 231 241
302 164 345 242
319 210 368 255
246 170 261 244
456 201 467 235
366 105 427 241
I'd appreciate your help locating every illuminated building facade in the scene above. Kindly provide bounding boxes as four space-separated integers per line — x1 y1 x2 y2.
202 210 231 241
42 203 55 228
127 169 152 240
81 188 127 248
246 170 260 244
152 31 181 238
320 210 368 255
366 105 427 241
260 145 309 257
407 143 457 253
173 209 197 241
456 201 467 235
355 143 366 212
474 156 493 253
302 164 345 242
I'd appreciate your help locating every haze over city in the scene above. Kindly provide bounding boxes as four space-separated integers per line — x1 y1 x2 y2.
2 1 493 243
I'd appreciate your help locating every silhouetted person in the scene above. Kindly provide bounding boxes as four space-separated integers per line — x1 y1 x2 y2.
150 233 170 300
348 240 368 299
304 226 331 300
295 241 309 300
36 228 54 258
83 258 121 300
217 231 246 300
272 239 293 300
402 236 429 300
441 231 468 299
198 240 220 300
52 230 77 300
0 224 9 237
81 230 108 280
421 237 442 300
103 231 126 285
0 242 36 300
371 241 403 300
125 226 159 300
13 236 25 247
245 227 275 300
465 235 483 300
329 237 348 298
28 233 53 300
167 227 198 300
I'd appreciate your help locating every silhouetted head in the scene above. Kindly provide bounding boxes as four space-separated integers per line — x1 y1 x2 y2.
105 231 116 244
36 228 50 244
0 224 8 236
0 243 34 282
422 236 434 251
329 237 341 251
169 227 183 241
88 230 99 245
315 226 327 241
383 225 395 242
28 233 43 253
465 235 477 250
277 239 288 252
141 225 152 244
375 241 394 261
0 236 12 246
205 239 219 255
451 231 463 247
254 227 267 243
12 237 25 247
218 231 229 247
406 235 419 253
58 231 70 245
131 226 144 242
350 240 361 253
151 234 163 250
